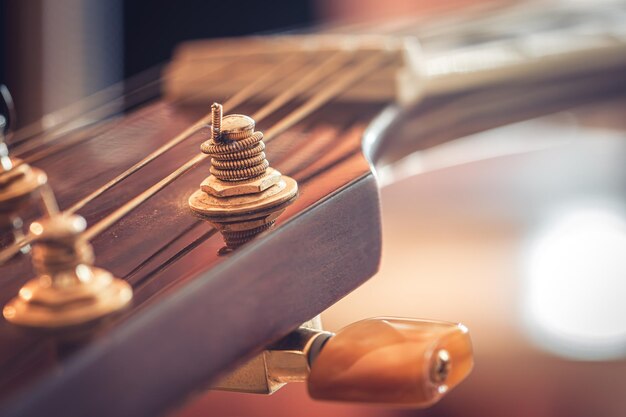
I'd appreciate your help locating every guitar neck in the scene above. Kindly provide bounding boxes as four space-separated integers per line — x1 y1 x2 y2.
371 64 626 168
371 1 626 166
1 4 625 417
412 1 626 97
165 2 626 108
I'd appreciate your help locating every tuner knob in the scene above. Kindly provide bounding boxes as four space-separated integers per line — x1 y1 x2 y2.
214 317 473 408
188 103 297 254
3 213 133 328
307 318 473 407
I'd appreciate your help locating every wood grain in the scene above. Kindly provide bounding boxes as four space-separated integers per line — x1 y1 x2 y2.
1 42 625 417
0 98 385 417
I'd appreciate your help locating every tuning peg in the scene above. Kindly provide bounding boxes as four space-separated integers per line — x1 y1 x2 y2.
2 213 133 328
214 317 473 408
308 318 473 407
189 103 297 254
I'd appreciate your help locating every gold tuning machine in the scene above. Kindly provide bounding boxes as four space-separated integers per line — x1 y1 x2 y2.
0 85 132 328
189 103 297 253
214 317 473 408
3 212 133 328
0 85 133 329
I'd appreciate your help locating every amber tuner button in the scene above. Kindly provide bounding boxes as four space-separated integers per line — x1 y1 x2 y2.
307 317 473 407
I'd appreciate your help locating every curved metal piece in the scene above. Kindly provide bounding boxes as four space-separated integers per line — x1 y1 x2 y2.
0 85 16 140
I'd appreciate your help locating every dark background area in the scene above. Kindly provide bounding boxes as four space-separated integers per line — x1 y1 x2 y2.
0 0 315 127
121 0 315 77
0 1 6 91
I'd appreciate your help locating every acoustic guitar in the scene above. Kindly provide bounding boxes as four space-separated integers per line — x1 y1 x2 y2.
0 1 625 416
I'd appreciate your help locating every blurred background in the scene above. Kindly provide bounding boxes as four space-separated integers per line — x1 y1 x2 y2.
174 100 626 417
0 0 485 128
1 0 625 416
0 0 315 128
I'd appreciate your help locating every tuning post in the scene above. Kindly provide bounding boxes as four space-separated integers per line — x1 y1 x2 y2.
0 86 48 254
3 192 133 328
189 103 298 253
214 317 473 407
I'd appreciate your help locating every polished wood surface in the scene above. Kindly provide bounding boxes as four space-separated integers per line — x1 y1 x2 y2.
2 69 626 416
0 98 384 417
1 4 626 415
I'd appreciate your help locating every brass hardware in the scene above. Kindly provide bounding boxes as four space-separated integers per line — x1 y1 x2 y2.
431 349 451 383
200 104 269 182
189 103 297 252
209 201 291 256
215 317 473 408
1 85 132 327
3 212 133 328
0 87 48 253
210 102 222 140
214 317 329 394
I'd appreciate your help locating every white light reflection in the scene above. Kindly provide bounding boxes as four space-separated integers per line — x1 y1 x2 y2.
522 202 626 360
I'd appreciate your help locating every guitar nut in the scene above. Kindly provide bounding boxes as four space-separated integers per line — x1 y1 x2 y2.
201 167 282 198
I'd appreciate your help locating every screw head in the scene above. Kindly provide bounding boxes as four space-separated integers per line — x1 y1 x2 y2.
221 114 255 140
431 349 451 384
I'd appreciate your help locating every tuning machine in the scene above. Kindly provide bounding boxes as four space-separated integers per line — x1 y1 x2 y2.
189 103 298 254
214 317 473 407
3 212 133 328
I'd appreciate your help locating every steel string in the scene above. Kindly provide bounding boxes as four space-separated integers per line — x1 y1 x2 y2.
0 50 392 262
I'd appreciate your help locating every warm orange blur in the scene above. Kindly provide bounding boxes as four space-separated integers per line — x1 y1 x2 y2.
316 0 513 22
175 95 626 417
165 1 626 416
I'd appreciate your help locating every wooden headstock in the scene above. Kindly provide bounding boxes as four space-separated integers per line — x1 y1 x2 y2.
0 2 625 417
0 83 388 417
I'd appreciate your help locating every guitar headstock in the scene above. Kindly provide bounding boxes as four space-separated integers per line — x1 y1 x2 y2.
2 2 626 415
0 40 395 415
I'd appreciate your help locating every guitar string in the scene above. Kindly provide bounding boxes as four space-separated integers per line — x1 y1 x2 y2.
9 44 287 148
12 68 173 153
11 38 350 152
1 51 390 262
0 57 293 264
8 41 303 145
24 115 142 165
82 52 392 241
0 56 305 262
66 53 316 214
0 50 387 262
18 56 300 165
10 52 344 178
251 51 352 121
12 62 234 157
12 49 291 155
123 73 362 283
129 118 368 286
7 15 418 148
9 26 403 157
20 53 328 166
